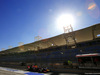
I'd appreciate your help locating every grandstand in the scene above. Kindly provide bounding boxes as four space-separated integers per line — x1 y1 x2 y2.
0 23 100 69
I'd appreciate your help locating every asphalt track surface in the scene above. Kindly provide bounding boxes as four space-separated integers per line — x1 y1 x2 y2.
0 67 100 75
0 67 80 75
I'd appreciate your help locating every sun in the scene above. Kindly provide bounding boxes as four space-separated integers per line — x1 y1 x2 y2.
56 14 74 29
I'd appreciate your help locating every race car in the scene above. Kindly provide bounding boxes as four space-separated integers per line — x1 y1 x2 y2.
27 65 50 73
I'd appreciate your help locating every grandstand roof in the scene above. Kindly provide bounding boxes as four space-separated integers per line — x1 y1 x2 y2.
0 23 100 54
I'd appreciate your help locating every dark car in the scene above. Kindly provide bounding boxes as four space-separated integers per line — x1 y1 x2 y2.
27 65 50 73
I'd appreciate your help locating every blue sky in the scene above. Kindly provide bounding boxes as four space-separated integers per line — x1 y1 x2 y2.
0 0 100 51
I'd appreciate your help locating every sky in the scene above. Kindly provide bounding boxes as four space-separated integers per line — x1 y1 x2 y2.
0 0 100 51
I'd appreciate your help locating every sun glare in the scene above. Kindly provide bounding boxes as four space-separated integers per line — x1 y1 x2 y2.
56 14 74 29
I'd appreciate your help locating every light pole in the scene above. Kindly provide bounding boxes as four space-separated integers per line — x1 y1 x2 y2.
8 46 13 49
63 24 77 48
1 48 5 51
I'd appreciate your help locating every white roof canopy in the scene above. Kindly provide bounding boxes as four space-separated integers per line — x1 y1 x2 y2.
0 23 100 54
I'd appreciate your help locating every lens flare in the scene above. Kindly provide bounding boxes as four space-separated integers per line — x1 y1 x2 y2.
88 3 96 10
86 0 100 18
